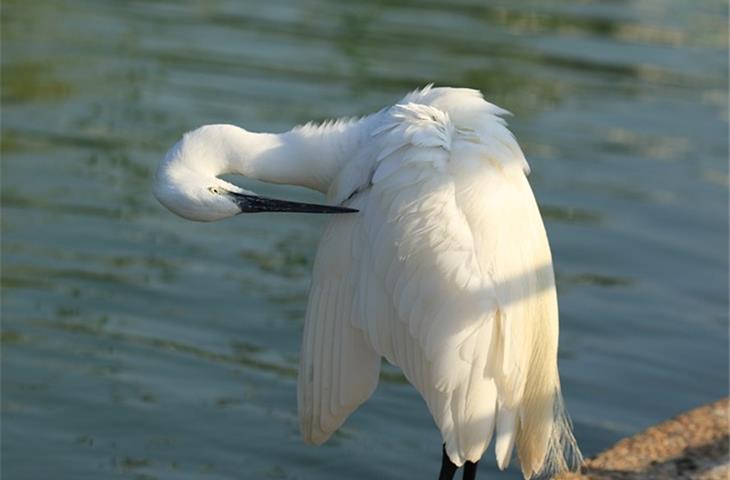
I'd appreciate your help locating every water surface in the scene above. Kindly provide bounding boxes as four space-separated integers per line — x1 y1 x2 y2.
2 1 728 479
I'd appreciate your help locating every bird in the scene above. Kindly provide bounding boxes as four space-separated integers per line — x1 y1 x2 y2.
153 85 581 480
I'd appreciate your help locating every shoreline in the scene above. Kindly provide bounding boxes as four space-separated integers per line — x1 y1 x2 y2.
556 398 729 480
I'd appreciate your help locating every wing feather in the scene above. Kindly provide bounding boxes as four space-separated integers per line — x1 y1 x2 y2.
298 215 381 445
495 401 519 470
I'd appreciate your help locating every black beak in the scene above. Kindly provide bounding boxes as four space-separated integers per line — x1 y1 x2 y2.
229 192 358 214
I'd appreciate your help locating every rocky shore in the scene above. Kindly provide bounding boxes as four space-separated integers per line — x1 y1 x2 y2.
557 398 729 480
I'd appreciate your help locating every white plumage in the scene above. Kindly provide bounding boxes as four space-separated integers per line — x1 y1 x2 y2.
154 86 580 479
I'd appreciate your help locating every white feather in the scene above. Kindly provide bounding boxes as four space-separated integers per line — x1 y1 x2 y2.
155 86 581 478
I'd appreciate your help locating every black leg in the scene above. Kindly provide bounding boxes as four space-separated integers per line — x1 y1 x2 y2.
438 444 458 480
462 460 479 480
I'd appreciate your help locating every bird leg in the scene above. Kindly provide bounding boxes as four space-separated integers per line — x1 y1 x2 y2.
462 460 479 480
438 444 458 480
438 444 480 480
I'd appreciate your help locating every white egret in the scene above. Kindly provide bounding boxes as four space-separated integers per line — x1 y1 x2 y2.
153 86 581 479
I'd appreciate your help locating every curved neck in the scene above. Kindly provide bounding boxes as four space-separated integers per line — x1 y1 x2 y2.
188 120 367 194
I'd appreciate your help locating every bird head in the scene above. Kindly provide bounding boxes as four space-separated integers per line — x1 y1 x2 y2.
153 127 357 222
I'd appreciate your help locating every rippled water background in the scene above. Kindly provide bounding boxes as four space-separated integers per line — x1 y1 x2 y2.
2 1 728 479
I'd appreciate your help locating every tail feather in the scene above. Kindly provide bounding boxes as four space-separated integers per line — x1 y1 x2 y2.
519 388 583 479
539 392 583 477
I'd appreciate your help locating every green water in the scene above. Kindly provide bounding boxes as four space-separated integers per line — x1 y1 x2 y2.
2 1 727 479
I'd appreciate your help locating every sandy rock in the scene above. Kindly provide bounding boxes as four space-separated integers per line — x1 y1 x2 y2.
556 398 729 480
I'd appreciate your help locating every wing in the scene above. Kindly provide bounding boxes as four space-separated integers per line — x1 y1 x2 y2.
298 101 509 457
351 102 513 466
362 93 575 476
298 210 381 445
353 96 563 473
303 88 576 476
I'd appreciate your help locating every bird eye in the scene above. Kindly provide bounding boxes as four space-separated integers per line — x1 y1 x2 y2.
209 186 220 194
